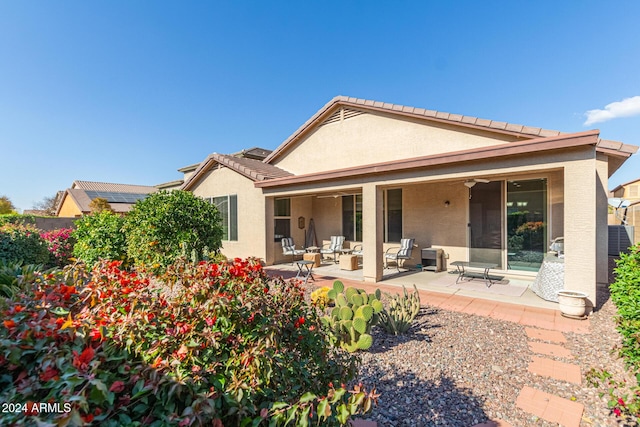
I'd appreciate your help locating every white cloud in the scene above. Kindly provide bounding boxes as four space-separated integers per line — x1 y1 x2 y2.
584 96 640 126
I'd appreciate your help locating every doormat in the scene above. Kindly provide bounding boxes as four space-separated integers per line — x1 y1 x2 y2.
428 274 527 297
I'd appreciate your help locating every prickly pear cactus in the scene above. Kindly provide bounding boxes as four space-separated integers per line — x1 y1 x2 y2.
321 280 383 352
378 284 421 335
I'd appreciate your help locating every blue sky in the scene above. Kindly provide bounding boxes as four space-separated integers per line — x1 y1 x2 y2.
1 1 639 212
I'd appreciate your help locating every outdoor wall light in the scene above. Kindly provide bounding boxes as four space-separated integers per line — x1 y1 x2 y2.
444 200 450 207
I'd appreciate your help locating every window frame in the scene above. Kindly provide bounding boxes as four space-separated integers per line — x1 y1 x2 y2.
384 188 403 243
274 197 291 242
211 195 238 241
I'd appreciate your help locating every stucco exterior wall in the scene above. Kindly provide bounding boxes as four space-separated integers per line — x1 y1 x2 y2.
57 197 83 217
272 111 517 174
190 167 266 260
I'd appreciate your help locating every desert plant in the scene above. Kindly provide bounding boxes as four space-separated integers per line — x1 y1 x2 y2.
322 280 383 352
72 211 128 267
0 222 51 265
378 285 421 335
124 190 223 273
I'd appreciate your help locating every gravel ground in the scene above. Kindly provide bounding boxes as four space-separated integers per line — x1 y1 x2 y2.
303 257 636 427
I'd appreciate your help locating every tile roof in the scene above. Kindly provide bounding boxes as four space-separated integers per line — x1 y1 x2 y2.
72 180 157 194
181 153 293 190
264 95 637 163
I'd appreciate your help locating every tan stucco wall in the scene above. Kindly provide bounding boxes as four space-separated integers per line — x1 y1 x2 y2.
57 197 83 217
190 167 266 261
272 111 517 174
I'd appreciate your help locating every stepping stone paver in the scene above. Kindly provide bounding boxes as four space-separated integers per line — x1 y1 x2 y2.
350 420 377 427
528 355 582 384
471 420 513 427
528 341 573 358
525 327 567 343
516 386 583 427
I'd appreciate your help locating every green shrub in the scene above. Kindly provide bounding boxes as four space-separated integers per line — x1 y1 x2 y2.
0 223 51 265
0 259 375 426
124 190 223 273
0 214 37 226
0 261 46 298
72 211 128 267
611 243 640 369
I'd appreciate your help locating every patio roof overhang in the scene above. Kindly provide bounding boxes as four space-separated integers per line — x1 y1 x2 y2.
256 130 634 190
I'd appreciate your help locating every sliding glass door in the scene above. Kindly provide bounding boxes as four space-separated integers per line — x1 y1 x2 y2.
506 179 547 271
469 181 503 267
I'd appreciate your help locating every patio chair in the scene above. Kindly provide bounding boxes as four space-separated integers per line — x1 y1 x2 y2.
281 237 305 265
320 235 345 263
352 244 363 265
384 238 416 272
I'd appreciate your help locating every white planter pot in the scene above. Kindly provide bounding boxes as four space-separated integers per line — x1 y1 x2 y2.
557 290 589 318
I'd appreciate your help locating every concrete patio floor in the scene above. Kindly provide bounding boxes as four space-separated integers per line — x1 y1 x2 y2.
266 260 588 334
268 260 559 311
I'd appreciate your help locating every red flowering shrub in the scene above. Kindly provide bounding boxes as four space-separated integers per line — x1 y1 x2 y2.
0 258 375 426
40 228 76 267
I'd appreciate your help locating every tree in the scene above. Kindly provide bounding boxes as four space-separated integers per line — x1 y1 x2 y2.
89 197 114 214
124 190 223 272
0 195 16 214
32 194 59 216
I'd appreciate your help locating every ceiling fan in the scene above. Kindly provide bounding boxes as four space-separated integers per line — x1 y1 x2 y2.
316 192 358 199
463 178 490 188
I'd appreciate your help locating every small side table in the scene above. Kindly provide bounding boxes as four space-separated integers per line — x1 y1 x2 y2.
295 260 315 284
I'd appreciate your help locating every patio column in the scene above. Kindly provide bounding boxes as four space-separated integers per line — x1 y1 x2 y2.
264 197 275 265
596 153 609 287
563 150 600 308
362 183 384 282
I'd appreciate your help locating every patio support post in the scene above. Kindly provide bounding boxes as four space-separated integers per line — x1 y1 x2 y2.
596 153 609 286
265 197 275 265
362 183 384 282
563 151 600 308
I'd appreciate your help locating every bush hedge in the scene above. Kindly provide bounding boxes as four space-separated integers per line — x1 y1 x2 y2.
0 258 375 425
611 243 640 370
124 190 223 273
0 223 51 265
73 211 128 267
41 228 76 267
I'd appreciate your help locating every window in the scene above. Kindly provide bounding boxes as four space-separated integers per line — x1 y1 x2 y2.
274 198 291 242
384 189 402 242
342 194 362 241
212 195 238 241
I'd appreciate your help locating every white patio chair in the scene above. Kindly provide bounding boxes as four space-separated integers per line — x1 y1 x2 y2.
384 238 416 272
320 235 345 263
281 237 305 265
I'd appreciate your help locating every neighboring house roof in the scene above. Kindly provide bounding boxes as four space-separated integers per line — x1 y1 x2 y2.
71 180 157 194
263 95 637 163
156 179 184 190
181 153 293 191
230 147 272 160
611 177 640 194
56 181 157 216
178 163 200 173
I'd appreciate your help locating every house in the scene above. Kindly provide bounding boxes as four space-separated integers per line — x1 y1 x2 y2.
181 96 638 307
56 180 158 217
609 177 640 243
